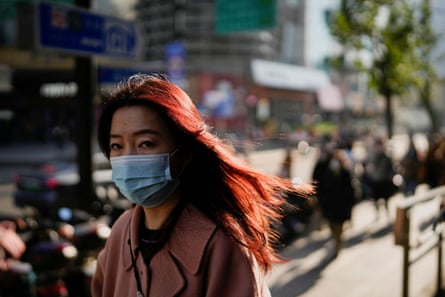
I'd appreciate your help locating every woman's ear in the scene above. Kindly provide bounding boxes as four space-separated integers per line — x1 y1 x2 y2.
182 144 195 168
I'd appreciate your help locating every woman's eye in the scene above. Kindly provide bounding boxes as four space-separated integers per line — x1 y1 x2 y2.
140 141 154 148
110 143 122 150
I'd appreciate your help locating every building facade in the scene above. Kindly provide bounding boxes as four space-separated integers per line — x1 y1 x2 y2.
133 0 335 138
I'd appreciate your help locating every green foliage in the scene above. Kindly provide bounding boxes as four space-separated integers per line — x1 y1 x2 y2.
328 0 438 135
330 0 418 96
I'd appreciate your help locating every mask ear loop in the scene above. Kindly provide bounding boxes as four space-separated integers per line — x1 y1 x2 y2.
169 144 188 180
170 144 183 157
128 221 145 297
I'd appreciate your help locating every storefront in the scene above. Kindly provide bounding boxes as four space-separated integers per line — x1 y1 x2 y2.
247 59 344 136
0 66 158 146
0 69 77 145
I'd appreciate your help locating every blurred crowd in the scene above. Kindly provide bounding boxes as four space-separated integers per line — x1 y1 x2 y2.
276 127 445 256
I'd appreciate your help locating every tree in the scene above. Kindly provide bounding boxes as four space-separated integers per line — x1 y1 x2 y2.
329 0 437 138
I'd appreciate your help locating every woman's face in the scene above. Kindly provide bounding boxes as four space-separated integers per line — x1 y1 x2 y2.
109 105 178 157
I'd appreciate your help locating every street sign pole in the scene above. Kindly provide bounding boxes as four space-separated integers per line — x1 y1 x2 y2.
75 56 94 211
75 0 94 212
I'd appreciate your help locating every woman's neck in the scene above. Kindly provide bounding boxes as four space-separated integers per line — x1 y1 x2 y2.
142 194 181 230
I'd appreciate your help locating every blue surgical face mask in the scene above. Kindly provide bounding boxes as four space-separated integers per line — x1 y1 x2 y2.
110 150 180 208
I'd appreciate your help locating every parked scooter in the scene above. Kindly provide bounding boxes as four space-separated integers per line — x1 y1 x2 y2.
0 214 78 297
54 207 110 297
0 204 111 297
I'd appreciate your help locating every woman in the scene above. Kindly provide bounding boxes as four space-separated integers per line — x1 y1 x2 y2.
91 74 311 297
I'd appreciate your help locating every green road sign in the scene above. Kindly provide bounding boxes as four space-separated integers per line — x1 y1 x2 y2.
215 0 276 34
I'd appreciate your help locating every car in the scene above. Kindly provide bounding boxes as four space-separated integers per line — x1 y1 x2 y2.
13 153 126 215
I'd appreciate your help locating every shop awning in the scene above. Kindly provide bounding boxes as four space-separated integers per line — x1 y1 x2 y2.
250 59 344 111
250 59 330 91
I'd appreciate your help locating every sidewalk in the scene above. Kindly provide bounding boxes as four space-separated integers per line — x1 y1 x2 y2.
267 195 444 297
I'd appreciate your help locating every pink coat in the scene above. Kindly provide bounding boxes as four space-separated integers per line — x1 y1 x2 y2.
91 203 271 297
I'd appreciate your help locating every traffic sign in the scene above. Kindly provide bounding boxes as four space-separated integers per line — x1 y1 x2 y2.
166 41 186 88
36 1 141 59
215 0 276 34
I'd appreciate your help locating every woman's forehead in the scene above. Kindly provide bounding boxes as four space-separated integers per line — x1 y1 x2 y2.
111 105 170 134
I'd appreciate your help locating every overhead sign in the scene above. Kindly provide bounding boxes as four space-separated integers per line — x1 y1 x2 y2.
36 1 141 59
215 0 276 33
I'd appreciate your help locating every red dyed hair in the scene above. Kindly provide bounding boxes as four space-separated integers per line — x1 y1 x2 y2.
98 74 312 271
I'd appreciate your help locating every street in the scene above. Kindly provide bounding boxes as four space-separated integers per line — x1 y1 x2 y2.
1 0 444 295
0 145 444 297
224 146 445 297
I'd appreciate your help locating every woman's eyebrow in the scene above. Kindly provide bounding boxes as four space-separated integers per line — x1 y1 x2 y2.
110 128 160 139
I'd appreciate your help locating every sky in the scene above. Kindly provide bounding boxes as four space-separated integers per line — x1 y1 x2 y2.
431 0 445 77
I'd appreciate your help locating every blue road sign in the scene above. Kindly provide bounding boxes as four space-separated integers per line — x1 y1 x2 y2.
166 41 186 88
37 1 141 59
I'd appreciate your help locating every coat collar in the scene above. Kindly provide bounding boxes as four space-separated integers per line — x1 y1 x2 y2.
167 204 217 274
122 203 217 294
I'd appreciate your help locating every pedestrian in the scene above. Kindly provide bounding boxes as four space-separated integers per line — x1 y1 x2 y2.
366 137 397 220
399 134 421 196
312 142 356 258
91 73 312 297
278 147 293 179
424 133 445 188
